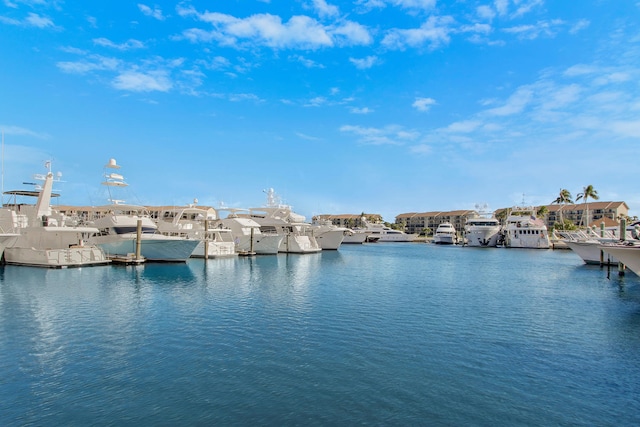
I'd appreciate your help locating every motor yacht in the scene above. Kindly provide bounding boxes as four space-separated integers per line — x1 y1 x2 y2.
152 202 236 258
433 222 458 245
87 159 199 262
218 208 283 255
341 229 369 244
464 213 501 247
310 218 348 250
501 206 550 249
600 241 640 275
245 188 321 254
0 164 109 268
360 218 417 242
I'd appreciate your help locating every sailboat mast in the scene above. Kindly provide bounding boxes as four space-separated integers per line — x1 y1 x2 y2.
1 131 4 207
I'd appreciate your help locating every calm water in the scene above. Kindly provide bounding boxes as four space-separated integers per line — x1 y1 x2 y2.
2 244 640 426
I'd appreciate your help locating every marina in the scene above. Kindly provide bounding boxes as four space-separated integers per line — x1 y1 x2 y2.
2 244 640 425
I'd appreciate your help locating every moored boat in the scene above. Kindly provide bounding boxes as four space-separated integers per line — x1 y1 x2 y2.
464 213 501 247
433 222 458 245
87 159 199 262
1 163 109 268
501 206 550 249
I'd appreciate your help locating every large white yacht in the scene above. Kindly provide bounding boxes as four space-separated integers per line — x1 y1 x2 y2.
152 203 236 258
341 229 369 244
0 226 19 261
360 218 418 242
433 222 458 245
559 225 637 265
245 188 321 254
218 209 284 255
464 212 501 247
0 164 109 268
87 159 199 262
310 218 348 250
600 242 640 275
501 206 550 249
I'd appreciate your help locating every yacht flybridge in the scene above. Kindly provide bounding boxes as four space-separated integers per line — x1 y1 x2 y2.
87 159 199 262
245 188 321 254
0 162 109 268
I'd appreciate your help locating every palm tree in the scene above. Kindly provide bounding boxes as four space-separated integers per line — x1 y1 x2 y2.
576 185 599 228
551 189 573 229
536 205 549 219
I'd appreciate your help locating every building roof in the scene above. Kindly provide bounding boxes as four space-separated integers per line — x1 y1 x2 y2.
545 201 628 212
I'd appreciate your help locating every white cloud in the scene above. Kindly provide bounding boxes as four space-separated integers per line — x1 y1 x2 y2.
305 96 327 107
229 93 263 102
446 120 482 133
296 132 322 141
112 71 173 92
350 107 373 114
93 37 145 50
331 20 372 45
503 20 565 40
611 120 640 138
477 5 495 20
25 12 54 28
138 4 165 20
410 144 432 155
391 0 436 10
0 124 48 139
484 87 533 116
494 0 509 16
57 56 120 74
290 54 325 68
1 12 55 28
340 124 418 145
412 97 436 112
180 11 372 49
349 55 378 69
312 0 339 18
570 19 590 34
511 0 544 18
382 16 454 50
564 64 598 77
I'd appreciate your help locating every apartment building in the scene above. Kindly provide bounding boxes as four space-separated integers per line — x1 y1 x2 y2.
396 201 630 235
396 210 476 236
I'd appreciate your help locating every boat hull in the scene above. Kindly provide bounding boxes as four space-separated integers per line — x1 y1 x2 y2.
565 240 618 265
280 235 322 253
0 234 20 260
4 246 110 268
342 231 368 244
464 229 501 247
91 234 199 262
315 229 346 250
600 245 640 275
190 240 237 258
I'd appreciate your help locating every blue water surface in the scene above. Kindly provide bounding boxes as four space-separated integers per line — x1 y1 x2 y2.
2 244 640 426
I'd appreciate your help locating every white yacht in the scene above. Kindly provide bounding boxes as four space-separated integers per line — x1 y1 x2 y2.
0 164 109 268
559 226 636 265
246 188 321 254
464 214 501 247
360 219 418 242
600 242 640 275
218 209 283 255
342 229 369 244
87 159 199 262
501 206 550 249
433 222 458 245
0 227 19 261
310 218 348 250
153 203 236 258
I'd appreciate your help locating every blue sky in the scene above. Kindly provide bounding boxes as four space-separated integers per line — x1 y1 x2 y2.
1 1 639 222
